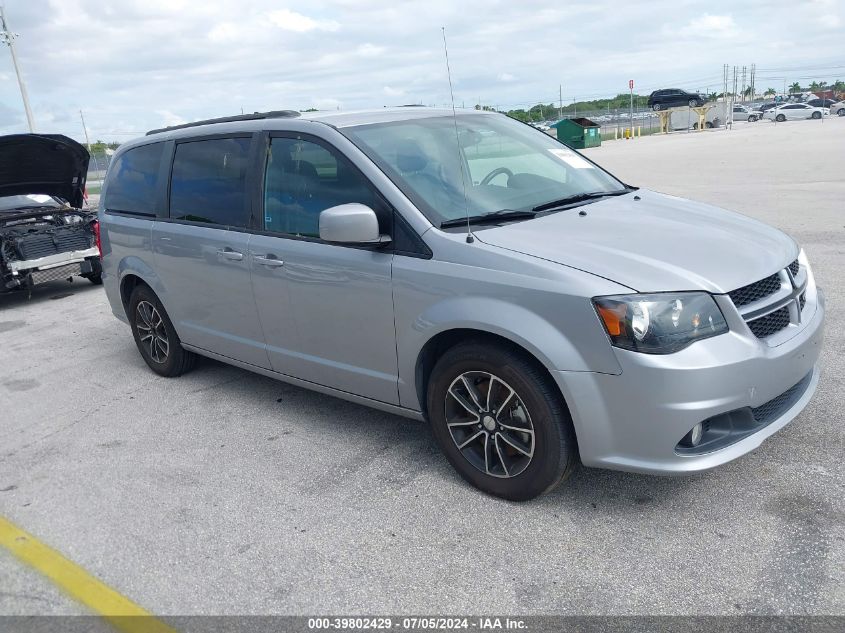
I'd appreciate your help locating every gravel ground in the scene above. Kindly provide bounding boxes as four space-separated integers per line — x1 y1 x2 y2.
1 118 843 617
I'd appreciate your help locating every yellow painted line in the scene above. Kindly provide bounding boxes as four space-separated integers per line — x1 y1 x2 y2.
0 515 177 633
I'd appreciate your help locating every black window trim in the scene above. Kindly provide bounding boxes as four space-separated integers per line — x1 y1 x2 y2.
164 132 258 230
252 129 431 257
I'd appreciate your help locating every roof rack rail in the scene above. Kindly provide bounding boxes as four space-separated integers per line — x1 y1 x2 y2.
146 110 301 135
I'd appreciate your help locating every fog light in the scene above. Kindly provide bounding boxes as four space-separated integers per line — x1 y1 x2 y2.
683 422 703 447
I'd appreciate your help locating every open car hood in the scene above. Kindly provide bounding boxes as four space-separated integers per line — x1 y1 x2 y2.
0 134 90 209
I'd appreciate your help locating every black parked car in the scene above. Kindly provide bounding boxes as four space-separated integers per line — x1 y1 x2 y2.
647 89 706 111
806 98 836 108
0 134 101 294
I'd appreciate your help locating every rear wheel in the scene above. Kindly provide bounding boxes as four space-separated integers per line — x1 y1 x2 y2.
427 341 577 501
84 273 103 285
129 284 197 377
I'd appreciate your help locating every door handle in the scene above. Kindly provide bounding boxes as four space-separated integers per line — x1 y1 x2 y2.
254 255 285 268
217 249 244 261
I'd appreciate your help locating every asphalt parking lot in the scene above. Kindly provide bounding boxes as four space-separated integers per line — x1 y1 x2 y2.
1 118 843 619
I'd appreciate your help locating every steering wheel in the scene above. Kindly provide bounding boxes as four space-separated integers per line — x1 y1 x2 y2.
480 167 514 186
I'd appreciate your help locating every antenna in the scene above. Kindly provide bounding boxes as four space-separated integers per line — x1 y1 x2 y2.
441 27 473 244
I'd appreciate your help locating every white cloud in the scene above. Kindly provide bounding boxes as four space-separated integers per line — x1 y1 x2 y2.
313 98 342 111
208 22 240 42
357 43 385 57
155 110 186 127
1 1 841 141
266 9 340 33
675 14 739 39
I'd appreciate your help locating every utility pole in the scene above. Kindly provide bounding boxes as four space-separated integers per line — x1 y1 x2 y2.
1 5 35 132
557 84 563 121
79 110 91 149
750 63 756 102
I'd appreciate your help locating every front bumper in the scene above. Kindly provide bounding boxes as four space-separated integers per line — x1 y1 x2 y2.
553 287 825 475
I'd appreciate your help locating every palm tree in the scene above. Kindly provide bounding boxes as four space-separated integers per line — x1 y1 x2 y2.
833 80 845 92
790 82 801 94
764 88 776 97
809 81 820 91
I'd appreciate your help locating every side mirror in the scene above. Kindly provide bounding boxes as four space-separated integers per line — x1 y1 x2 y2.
319 204 391 246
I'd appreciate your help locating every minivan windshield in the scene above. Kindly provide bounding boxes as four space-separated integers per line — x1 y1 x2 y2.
343 113 628 227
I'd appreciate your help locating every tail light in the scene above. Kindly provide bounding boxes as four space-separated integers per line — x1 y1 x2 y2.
92 220 102 259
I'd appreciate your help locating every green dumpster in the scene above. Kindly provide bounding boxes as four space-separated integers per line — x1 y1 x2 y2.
552 117 601 149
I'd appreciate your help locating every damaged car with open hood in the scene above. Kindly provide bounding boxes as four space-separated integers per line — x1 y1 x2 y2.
0 133 102 294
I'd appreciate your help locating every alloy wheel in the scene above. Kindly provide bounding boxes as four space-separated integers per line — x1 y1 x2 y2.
444 371 535 478
135 300 169 363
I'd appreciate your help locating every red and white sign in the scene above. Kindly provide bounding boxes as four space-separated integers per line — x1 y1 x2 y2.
629 79 634 90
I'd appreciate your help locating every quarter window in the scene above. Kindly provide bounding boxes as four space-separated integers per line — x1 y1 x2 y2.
105 142 164 215
263 137 385 238
169 137 251 226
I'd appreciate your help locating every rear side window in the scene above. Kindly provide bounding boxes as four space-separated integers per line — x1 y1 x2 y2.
169 137 251 227
105 142 164 215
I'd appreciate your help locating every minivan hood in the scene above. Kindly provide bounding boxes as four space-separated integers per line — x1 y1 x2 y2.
475 190 798 294
0 134 90 209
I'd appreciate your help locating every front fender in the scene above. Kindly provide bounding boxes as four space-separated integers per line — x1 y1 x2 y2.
396 294 622 411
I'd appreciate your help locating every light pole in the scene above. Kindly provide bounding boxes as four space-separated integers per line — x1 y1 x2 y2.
0 5 35 132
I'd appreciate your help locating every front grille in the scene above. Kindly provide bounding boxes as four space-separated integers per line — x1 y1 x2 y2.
15 231 91 260
788 259 799 276
747 306 790 338
729 273 781 307
751 372 813 424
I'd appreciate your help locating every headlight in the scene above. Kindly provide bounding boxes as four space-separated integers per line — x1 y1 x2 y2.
593 293 728 354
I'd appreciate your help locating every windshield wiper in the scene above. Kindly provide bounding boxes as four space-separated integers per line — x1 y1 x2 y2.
440 209 537 228
532 189 630 213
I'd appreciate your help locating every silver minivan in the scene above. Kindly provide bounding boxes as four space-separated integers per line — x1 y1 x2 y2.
100 108 824 500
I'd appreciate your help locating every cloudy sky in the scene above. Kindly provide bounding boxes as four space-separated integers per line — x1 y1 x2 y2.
1 0 843 142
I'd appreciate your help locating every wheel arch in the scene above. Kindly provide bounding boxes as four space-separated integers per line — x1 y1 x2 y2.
116 257 168 320
414 327 573 425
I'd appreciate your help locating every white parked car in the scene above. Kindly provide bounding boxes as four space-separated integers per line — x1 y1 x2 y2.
763 103 828 122
829 101 845 116
732 104 761 122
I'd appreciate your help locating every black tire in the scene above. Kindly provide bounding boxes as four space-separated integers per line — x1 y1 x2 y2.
776 114 786 122
705 121 714 129
749 115 757 122
811 111 821 119
652 103 661 111
838 109 845 117
427 340 577 501
689 99 698 107
129 284 197 377
85 273 103 285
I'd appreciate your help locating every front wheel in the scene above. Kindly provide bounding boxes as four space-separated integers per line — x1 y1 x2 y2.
129 284 197 377
838 109 845 117
427 341 577 501
652 103 661 111
84 273 103 285
689 99 698 107
748 115 758 122
776 114 786 122
811 111 821 119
